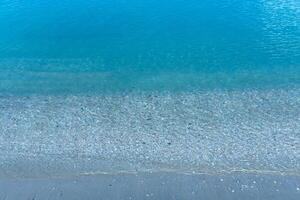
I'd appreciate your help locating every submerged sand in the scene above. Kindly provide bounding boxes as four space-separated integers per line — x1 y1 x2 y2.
0 88 299 178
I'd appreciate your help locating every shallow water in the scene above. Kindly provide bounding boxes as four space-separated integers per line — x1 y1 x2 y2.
1 89 299 178
0 0 300 190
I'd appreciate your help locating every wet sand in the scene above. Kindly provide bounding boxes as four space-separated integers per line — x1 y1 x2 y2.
1 172 300 200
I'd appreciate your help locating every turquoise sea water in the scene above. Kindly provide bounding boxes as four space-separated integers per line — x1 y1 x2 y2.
0 0 299 94
0 0 300 182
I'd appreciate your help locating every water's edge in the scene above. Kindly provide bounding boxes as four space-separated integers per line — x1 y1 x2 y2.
0 172 299 200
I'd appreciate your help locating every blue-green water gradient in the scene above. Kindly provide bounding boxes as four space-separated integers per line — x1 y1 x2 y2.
0 0 299 93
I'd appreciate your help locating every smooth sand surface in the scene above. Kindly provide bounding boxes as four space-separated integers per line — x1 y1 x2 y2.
0 172 300 200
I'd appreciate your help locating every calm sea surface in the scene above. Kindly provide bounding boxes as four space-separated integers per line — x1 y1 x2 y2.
0 0 299 94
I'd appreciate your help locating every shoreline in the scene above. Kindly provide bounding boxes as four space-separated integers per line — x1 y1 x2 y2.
1 171 300 200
